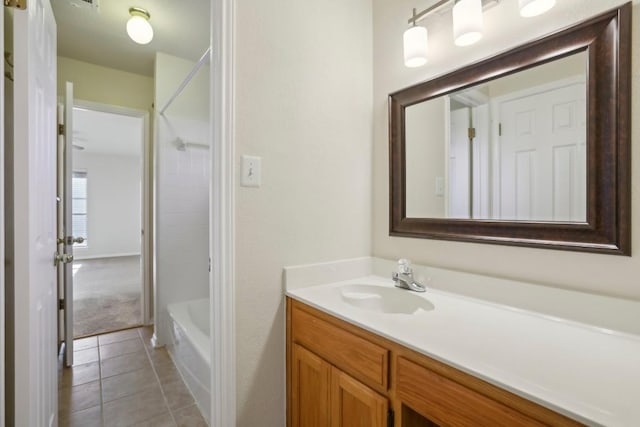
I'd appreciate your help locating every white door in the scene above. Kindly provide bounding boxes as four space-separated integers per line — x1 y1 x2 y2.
448 107 471 218
498 82 586 221
61 82 75 366
13 0 58 425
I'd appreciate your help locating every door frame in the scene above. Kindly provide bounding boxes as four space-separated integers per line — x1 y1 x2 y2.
210 0 236 424
71 99 152 326
0 7 5 426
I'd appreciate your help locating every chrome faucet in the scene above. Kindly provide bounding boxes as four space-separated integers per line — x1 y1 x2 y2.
392 259 426 292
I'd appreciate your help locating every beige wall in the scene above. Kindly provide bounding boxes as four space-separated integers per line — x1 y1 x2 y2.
405 98 446 217
488 51 586 98
234 0 373 425
373 0 640 301
154 52 209 121
57 56 153 112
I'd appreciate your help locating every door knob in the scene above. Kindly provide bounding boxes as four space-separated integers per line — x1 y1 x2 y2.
54 252 74 267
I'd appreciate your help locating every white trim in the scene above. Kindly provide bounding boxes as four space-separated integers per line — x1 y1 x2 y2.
72 99 153 325
73 252 141 260
210 0 236 425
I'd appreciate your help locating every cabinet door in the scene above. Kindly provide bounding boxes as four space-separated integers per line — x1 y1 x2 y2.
292 344 331 427
331 367 388 427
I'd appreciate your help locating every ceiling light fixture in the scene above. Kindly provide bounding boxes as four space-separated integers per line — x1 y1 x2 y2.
404 9 429 68
452 0 484 47
518 0 556 17
127 7 153 45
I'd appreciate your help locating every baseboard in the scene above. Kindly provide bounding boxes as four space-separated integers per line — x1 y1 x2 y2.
74 252 141 261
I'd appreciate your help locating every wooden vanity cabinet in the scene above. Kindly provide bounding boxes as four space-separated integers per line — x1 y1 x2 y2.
287 298 583 427
289 303 390 427
291 343 388 427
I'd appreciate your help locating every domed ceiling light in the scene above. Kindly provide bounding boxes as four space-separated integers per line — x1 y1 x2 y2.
127 7 154 45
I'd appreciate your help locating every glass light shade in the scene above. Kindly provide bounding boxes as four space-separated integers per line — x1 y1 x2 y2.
519 0 556 17
403 26 428 68
127 15 154 45
452 0 483 47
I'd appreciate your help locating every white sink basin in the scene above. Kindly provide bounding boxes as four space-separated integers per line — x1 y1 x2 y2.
339 284 434 314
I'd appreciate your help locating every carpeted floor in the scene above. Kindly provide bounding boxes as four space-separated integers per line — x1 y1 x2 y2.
73 256 142 338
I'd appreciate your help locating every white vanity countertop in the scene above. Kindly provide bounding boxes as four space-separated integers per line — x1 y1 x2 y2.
286 276 640 427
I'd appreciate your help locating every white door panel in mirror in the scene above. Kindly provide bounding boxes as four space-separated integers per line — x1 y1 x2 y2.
405 51 586 222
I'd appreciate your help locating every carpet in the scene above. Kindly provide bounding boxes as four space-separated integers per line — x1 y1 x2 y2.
72 256 142 338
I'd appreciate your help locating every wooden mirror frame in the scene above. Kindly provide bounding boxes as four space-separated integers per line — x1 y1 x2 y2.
389 3 631 255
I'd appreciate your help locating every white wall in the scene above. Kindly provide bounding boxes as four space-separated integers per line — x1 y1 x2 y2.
372 0 640 301
154 52 210 345
73 151 141 259
234 0 373 425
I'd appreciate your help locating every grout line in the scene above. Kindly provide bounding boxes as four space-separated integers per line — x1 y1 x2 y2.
141 331 179 426
97 336 105 427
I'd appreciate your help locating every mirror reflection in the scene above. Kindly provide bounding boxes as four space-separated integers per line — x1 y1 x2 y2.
405 52 587 222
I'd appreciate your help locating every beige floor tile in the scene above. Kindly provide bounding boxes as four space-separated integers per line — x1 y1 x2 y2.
99 328 143 345
133 412 176 427
172 405 207 427
147 347 173 366
59 380 102 417
60 404 103 427
59 361 100 389
74 347 100 365
101 350 151 378
103 385 169 427
154 361 182 384
100 337 145 360
74 336 98 351
138 326 154 341
102 367 158 403
161 378 194 411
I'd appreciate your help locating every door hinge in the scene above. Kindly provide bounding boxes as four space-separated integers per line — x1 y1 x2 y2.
498 122 502 136
3 0 26 9
387 409 394 427
59 299 65 310
58 123 65 136
468 127 476 140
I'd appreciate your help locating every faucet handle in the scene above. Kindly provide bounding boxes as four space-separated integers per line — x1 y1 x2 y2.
398 259 412 274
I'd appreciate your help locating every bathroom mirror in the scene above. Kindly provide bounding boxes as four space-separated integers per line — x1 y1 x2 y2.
389 4 631 255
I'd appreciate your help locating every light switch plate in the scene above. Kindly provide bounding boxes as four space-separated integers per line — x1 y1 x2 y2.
241 155 261 187
435 176 444 197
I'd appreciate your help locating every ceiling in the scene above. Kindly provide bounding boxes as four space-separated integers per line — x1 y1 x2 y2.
52 0 210 76
73 107 143 156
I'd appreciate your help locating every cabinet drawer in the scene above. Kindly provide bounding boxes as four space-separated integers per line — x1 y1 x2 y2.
291 304 388 390
397 357 544 427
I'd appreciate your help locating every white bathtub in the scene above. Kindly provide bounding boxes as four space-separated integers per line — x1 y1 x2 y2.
167 298 210 424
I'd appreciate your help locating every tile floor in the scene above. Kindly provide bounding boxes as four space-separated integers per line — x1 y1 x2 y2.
59 326 207 427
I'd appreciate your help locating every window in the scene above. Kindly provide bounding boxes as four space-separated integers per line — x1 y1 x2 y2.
72 171 88 247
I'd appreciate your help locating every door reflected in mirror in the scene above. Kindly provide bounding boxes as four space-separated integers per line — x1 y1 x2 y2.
405 52 587 222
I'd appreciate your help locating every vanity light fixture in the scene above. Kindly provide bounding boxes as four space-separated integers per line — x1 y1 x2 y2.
404 0 557 67
452 0 483 46
518 0 556 17
404 9 429 68
126 7 154 45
